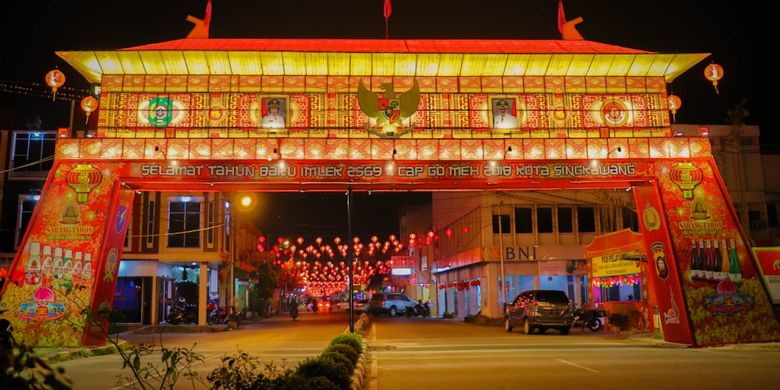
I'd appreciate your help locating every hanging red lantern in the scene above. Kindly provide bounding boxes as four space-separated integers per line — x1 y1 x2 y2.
667 94 681 122
45 69 66 101
445 228 453 238
80 96 98 124
65 164 103 202
669 162 703 199
704 63 723 94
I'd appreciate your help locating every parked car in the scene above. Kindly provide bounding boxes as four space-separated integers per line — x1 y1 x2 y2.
504 290 574 335
335 299 368 312
368 293 416 316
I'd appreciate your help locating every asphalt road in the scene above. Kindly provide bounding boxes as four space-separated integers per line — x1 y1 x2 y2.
367 316 780 390
55 312 780 389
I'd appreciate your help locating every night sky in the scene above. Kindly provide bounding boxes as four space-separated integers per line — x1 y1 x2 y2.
0 0 772 238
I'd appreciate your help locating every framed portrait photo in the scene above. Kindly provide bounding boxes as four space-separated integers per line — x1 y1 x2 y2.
259 96 288 129
490 96 521 129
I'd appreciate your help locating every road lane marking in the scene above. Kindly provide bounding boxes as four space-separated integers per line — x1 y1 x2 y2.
371 322 377 342
370 351 378 390
556 358 599 373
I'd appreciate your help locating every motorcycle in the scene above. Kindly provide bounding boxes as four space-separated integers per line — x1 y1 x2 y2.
573 308 606 331
1 309 13 371
167 300 198 325
207 303 226 325
404 301 431 318
290 305 299 321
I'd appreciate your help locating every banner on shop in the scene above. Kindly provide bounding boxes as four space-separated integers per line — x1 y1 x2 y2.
591 253 641 277
752 248 780 304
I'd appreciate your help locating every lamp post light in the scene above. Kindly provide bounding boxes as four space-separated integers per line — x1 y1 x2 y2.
346 187 354 333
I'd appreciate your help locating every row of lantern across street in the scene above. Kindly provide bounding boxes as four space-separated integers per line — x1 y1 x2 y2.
45 61 724 132
45 68 99 125
438 279 481 290
257 232 460 296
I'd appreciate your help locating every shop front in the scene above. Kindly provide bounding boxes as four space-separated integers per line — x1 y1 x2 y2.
584 229 655 332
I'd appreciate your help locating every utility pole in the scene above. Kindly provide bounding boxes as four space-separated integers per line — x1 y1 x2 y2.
347 187 354 333
498 193 506 313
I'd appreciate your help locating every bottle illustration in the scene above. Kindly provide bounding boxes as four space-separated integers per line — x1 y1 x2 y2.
713 239 723 281
63 249 74 277
41 245 53 276
73 251 83 279
728 238 742 284
720 239 729 275
698 239 706 280
704 240 714 280
82 253 93 280
24 242 42 285
690 241 700 280
53 247 64 279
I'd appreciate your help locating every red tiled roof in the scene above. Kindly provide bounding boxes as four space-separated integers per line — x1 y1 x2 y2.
121 39 650 54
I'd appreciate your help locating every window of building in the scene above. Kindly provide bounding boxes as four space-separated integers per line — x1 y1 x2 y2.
11 131 56 177
15 194 39 249
168 200 201 248
492 215 510 234
146 199 156 246
558 207 573 233
514 207 533 233
537 207 553 233
768 203 778 228
622 207 639 232
748 210 763 229
577 207 596 232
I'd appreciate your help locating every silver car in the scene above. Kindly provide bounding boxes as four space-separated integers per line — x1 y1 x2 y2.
368 293 416 316
505 290 574 335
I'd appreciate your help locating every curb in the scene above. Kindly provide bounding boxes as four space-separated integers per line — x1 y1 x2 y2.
350 313 372 390
43 339 130 363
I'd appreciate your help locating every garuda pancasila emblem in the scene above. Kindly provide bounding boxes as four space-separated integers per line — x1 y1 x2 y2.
357 81 420 138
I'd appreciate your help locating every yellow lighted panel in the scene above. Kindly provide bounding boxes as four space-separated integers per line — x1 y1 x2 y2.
59 50 707 84
55 137 711 161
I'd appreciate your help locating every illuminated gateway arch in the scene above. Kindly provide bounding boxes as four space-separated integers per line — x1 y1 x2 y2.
1 38 779 347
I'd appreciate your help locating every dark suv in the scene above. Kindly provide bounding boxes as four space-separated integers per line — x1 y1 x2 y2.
504 290 574 335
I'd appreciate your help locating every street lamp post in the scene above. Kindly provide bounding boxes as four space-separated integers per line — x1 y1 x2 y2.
498 194 506 314
346 187 354 333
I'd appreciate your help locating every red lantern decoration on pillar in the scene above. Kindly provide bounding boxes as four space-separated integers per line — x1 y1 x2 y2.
669 162 703 199
65 164 103 202
667 94 681 122
45 69 66 101
704 63 724 94
80 96 98 124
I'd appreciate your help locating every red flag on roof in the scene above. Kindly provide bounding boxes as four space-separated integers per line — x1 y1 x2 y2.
384 0 392 20
205 0 213 26
557 0 566 34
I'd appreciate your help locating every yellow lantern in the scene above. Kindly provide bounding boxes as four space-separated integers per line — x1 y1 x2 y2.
80 96 98 124
704 63 724 94
667 94 682 122
45 69 66 101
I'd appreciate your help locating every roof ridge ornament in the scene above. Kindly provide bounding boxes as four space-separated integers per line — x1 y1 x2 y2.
186 0 212 39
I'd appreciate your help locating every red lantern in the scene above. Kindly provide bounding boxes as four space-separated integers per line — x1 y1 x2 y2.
45 69 66 101
704 63 723 94
445 228 453 238
667 94 681 122
669 162 703 199
65 164 102 202
80 96 98 124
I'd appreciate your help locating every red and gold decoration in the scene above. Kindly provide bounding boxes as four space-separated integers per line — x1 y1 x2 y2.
2 38 777 350
669 162 703 199
44 69 66 101
704 63 724 94
80 96 98 124
65 164 103 203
